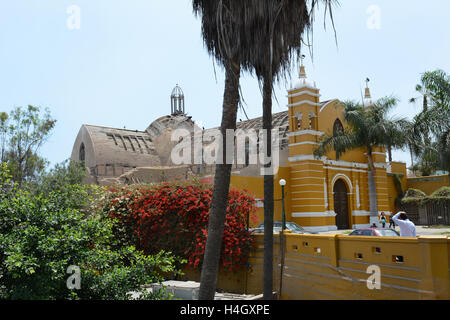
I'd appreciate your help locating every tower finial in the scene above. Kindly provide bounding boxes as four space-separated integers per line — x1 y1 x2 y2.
293 54 317 89
364 78 371 98
299 54 306 78
364 77 374 107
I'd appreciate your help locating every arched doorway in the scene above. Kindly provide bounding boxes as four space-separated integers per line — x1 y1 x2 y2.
334 179 350 229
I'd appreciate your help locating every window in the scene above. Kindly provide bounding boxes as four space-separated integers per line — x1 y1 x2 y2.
79 143 85 162
309 112 317 130
244 139 249 167
286 222 305 232
294 112 302 130
362 230 373 236
333 119 344 135
377 229 400 237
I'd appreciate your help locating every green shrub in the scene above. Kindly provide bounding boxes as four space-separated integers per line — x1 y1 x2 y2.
0 164 181 300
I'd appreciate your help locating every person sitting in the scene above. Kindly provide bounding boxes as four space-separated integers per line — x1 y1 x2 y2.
392 211 416 237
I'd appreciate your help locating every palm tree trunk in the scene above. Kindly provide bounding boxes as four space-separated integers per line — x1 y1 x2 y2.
262 76 274 300
366 152 379 226
388 146 393 163
198 62 240 300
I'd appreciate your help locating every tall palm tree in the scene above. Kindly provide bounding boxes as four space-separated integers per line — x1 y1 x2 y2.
240 0 335 300
409 70 450 175
314 96 405 224
193 0 335 300
192 0 250 300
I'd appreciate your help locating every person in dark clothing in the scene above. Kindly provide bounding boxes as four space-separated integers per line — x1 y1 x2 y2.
380 212 387 228
389 214 395 228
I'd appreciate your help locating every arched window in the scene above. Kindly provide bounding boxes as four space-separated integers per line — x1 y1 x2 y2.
79 143 85 162
294 112 302 130
333 119 344 136
333 119 344 159
244 138 250 167
309 111 317 130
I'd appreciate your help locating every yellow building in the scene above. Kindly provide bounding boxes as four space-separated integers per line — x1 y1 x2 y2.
231 64 407 232
72 65 448 232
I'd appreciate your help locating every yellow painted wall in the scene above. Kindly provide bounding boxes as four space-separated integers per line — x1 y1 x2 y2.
406 175 450 195
186 233 450 299
230 166 291 228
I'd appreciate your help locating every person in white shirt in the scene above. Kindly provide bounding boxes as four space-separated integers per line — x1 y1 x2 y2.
392 211 416 237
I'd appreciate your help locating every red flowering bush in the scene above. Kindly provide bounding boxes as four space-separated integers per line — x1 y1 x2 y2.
102 183 257 271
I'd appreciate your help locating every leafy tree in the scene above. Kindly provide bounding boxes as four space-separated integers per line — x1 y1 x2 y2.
0 165 179 300
192 0 335 300
28 159 86 196
1 105 56 185
409 70 450 175
0 112 8 163
314 96 405 225
241 0 335 300
192 0 246 300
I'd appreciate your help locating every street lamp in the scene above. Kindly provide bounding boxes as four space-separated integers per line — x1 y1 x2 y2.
279 179 287 231
278 178 287 300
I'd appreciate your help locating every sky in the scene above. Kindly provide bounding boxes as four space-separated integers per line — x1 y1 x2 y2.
0 0 449 168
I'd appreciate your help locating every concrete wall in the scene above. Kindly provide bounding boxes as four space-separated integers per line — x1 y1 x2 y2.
186 233 450 300
407 175 450 195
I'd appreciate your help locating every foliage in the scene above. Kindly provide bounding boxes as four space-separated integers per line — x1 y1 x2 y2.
392 173 405 209
426 186 450 205
408 69 450 175
401 188 427 204
102 183 257 272
192 0 334 77
401 187 450 206
314 96 405 218
314 96 405 163
0 105 56 185
0 165 180 300
27 159 87 196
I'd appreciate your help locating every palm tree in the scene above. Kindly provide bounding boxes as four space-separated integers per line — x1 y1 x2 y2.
192 0 335 300
314 96 405 224
409 70 450 175
240 0 335 300
192 0 249 300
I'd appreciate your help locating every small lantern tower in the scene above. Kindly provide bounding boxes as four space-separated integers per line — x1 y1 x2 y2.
171 84 185 115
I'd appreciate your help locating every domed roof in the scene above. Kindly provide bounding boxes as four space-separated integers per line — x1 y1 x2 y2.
171 84 184 97
145 114 199 140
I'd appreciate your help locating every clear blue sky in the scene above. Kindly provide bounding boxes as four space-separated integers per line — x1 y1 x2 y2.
1 1 449 168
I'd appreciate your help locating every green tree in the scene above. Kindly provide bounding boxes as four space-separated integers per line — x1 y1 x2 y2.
0 165 179 300
409 69 450 175
192 0 335 300
29 159 86 196
314 96 405 225
192 0 245 300
1 105 56 185
242 0 335 300
0 112 8 163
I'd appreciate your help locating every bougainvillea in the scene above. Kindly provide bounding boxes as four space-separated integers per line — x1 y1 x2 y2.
103 183 257 271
